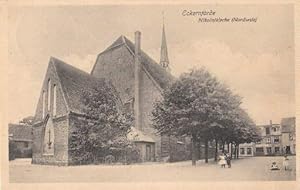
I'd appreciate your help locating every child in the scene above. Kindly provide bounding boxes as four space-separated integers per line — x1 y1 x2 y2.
283 155 289 171
218 153 227 168
225 153 232 168
271 162 279 171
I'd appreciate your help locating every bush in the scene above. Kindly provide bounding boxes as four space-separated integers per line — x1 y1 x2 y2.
105 155 115 164
117 144 141 164
9 141 17 161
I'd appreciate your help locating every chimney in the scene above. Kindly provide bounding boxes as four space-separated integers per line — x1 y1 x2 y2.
270 120 272 126
135 31 141 55
134 31 141 129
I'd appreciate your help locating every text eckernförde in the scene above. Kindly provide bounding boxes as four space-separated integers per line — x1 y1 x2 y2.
199 17 257 23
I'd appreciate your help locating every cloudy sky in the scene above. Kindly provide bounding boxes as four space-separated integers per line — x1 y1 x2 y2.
7 4 294 125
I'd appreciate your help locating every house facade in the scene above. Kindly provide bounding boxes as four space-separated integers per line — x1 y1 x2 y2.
9 123 33 158
239 143 255 157
281 117 296 155
239 118 296 157
255 121 282 156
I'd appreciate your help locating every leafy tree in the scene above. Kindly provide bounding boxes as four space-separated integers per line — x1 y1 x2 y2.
153 68 259 165
69 84 137 164
19 116 35 125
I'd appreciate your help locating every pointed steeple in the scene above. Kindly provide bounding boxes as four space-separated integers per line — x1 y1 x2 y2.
160 13 170 71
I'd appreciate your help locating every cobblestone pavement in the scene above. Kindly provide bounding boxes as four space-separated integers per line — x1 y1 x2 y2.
9 156 296 182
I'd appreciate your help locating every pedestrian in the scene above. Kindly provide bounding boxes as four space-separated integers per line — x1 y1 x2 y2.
225 153 232 168
218 153 227 168
271 162 279 171
283 155 289 171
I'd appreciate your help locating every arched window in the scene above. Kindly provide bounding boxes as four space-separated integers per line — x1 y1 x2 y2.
43 117 54 155
47 79 51 111
53 85 57 116
42 91 46 118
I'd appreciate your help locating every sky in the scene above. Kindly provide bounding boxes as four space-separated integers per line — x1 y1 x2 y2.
7 4 294 125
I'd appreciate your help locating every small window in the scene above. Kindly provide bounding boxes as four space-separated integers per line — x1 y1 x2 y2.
53 85 57 116
256 147 264 153
24 142 29 148
273 136 280 143
273 127 276 132
240 148 245 155
247 148 252 155
266 147 272 154
266 138 271 144
42 91 46 118
275 147 280 153
266 127 270 135
47 79 51 111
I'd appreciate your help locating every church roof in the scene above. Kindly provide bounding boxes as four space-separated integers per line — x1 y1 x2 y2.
160 24 170 66
50 57 119 114
94 35 175 90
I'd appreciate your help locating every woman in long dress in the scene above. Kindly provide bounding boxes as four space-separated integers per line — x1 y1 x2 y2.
219 153 227 168
283 155 289 171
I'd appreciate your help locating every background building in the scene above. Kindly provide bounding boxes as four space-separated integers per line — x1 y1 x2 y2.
239 118 296 157
281 117 296 155
9 123 33 158
255 121 282 156
239 143 255 157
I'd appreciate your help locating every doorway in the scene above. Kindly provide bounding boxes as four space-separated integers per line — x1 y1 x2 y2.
146 145 151 161
286 146 291 154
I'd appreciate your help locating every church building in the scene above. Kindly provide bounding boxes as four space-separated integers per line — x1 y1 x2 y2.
32 24 190 165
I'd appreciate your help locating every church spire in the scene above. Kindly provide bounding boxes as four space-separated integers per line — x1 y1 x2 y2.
160 12 170 71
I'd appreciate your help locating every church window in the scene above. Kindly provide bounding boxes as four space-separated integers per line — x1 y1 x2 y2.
42 91 46 118
43 117 54 155
53 85 57 116
47 79 51 111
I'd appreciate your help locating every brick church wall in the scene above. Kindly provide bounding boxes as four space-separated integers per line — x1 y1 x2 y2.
92 46 135 103
32 61 70 165
32 116 69 165
34 61 68 121
139 68 163 160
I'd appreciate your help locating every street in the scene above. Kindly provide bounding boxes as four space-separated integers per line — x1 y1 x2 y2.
9 156 296 183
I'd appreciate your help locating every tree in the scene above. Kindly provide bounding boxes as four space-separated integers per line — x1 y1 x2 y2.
69 84 136 164
152 68 242 165
19 116 35 125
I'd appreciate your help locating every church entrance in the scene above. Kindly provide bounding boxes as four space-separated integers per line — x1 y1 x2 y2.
146 144 151 161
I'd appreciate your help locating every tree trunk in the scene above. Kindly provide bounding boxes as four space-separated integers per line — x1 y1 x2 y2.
222 142 225 153
205 139 209 163
168 135 172 162
233 144 237 159
227 143 230 153
237 144 240 159
197 141 201 160
214 139 218 161
230 143 233 158
191 136 197 166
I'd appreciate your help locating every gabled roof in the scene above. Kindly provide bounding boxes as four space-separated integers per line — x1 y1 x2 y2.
127 127 155 143
50 57 119 114
281 117 296 133
8 123 32 142
94 35 175 90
